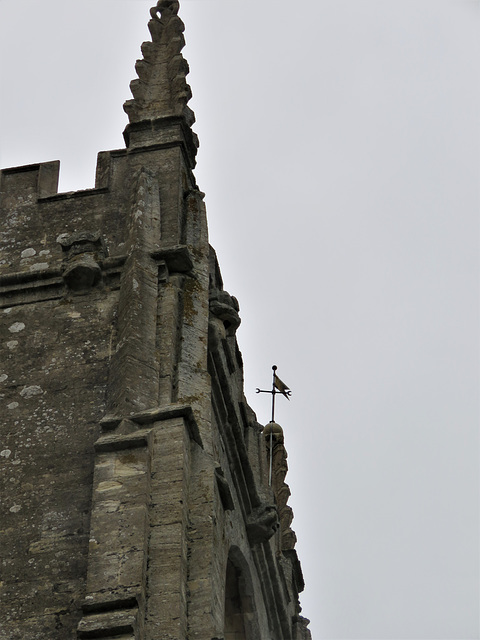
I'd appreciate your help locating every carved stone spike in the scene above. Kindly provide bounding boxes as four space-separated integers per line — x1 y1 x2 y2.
141 40 155 61
135 58 151 81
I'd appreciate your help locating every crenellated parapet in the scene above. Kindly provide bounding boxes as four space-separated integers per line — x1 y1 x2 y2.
0 161 60 202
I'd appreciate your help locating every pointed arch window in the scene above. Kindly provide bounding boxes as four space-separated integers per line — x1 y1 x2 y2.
224 557 247 640
224 548 260 640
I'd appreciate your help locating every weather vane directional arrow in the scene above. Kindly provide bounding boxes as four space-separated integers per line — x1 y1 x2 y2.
256 365 292 486
256 364 291 423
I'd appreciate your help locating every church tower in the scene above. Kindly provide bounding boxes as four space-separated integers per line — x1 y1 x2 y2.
0 2 311 638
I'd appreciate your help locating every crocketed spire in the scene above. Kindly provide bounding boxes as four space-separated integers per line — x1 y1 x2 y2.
124 1 197 142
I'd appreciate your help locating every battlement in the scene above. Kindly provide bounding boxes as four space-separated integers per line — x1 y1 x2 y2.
0 150 122 205
0 160 60 201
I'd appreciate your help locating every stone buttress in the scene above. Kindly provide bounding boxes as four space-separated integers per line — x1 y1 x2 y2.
0 1 311 638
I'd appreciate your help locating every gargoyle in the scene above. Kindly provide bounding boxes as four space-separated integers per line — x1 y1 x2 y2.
209 289 241 336
246 504 279 545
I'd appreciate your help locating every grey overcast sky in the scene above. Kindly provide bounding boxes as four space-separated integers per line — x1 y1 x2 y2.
0 1 479 638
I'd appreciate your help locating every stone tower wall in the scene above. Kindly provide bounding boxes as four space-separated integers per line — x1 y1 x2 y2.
0 2 311 638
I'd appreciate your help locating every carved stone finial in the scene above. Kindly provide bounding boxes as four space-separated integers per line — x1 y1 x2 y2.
123 0 198 156
263 421 284 446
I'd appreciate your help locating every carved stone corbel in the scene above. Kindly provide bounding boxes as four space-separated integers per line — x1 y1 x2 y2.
58 231 107 291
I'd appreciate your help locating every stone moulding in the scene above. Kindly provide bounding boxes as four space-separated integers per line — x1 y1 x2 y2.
0 244 195 309
94 429 153 453
122 116 199 168
0 256 126 308
77 609 139 638
99 402 203 448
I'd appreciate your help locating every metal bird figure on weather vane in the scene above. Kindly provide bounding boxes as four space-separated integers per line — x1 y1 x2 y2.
256 365 292 485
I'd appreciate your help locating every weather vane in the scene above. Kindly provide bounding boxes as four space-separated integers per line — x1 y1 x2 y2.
256 365 291 485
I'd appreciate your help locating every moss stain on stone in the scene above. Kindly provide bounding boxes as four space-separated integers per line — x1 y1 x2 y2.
183 277 203 324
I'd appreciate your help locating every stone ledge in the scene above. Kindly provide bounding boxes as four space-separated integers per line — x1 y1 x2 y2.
38 186 109 203
94 429 152 453
0 266 63 287
122 116 198 169
151 244 193 273
100 403 203 448
0 255 127 307
83 591 140 615
77 607 138 638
